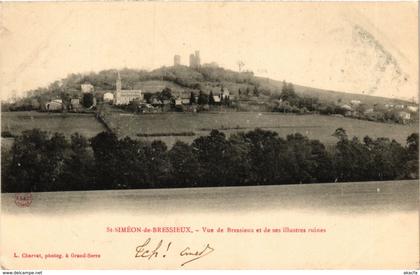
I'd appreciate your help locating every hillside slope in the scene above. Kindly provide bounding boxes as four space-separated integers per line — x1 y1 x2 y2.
8 65 415 106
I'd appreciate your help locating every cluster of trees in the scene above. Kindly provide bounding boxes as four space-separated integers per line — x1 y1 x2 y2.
271 82 319 113
2 128 418 193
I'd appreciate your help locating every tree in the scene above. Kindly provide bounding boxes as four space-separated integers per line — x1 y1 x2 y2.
145 140 170 187
143 92 154 103
8 129 69 192
308 140 334 183
60 133 95 191
280 82 299 106
285 133 315 183
226 133 252 184
192 130 231 186
82 93 94 108
190 92 196 105
333 134 371 182
405 133 419 178
60 92 72 111
90 131 119 189
158 87 173 101
168 141 200 186
115 137 149 189
244 128 288 184
197 90 208 105
208 91 215 105
333 128 348 141
253 86 260 97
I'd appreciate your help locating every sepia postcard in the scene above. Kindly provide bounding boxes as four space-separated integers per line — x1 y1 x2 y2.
0 1 419 270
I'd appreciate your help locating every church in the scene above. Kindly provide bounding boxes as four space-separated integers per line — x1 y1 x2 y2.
113 71 143 105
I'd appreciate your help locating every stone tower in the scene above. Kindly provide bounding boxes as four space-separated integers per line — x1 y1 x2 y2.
174 55 181 66
114 71 122 104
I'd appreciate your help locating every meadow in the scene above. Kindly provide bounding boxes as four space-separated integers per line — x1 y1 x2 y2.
2 111 418 149
1 111 106 138
106 112 419 147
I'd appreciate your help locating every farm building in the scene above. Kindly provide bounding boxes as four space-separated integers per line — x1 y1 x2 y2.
45 99 63 111
114 71 143 105
103 92 114 102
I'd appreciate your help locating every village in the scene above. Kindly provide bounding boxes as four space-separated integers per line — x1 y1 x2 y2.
3 50 419 125
41 51 235 115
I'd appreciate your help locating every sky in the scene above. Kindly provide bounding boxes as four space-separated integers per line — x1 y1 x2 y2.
0 2 418 101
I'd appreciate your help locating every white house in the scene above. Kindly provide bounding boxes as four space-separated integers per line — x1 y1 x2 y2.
340 104 352 111
45 99 63 111
221 88 230 100
398 111 411 121
70 98 81 110
407 105 418 112
81 83 94 94
103 92 114 102
174 98 183 106
213 95 221 103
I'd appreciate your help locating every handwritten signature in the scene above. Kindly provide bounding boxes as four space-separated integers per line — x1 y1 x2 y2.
135 238 215 266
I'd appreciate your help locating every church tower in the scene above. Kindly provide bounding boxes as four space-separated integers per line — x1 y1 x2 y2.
116 71 122 92
114 71 122 105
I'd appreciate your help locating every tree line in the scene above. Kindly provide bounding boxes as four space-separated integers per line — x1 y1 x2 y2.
2 128 418 193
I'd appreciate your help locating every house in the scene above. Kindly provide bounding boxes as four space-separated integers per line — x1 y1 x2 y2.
181 98 190 105
213 95 221 104
70 98 81 110
395 104 405 109
114 72 143 105
364 108 374 114
220 88 230 100
103 92 114 102
398 111 411 121
350 100 361 106
45 99 63 111
340 104 352 111
407 105 418 112
174 98 183 106
81 83 94 94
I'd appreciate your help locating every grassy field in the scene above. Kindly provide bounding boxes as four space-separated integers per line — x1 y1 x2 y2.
2 111 418 149
1 111 106 138
106 112 419 147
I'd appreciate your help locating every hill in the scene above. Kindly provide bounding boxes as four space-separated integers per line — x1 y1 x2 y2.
5 65 415 108
265 79 411 106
